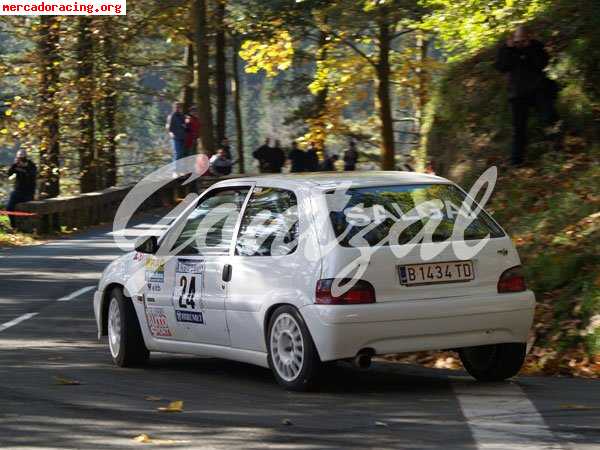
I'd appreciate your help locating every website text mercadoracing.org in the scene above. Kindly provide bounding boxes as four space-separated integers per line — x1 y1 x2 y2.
1 0 125 15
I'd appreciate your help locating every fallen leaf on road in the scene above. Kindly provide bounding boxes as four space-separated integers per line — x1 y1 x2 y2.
132 433 191 445
144 396 163 401
133 434 152 443
54 376 81 385
157 400 183 413
560 404 594 410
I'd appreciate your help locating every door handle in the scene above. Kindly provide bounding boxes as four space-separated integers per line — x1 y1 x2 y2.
222 264 232 282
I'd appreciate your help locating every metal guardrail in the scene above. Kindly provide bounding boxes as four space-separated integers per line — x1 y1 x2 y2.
12 174 243 234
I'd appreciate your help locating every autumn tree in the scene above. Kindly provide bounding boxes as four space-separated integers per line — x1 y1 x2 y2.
75 17 97 193
194 0 215 154
38 16 62 199
214 0 228 143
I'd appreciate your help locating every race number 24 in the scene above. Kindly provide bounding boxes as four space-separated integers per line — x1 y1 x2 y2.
176 274 199 310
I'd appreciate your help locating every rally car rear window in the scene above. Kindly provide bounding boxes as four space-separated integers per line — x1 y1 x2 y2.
326 184 504 247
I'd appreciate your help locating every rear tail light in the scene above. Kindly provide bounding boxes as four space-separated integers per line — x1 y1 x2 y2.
497 266 527 293
315 279 376 305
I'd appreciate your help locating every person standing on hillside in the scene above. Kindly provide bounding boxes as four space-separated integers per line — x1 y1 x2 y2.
6 149 36 228
288 141 305 173
343 141 358 171
166 102 186 171
495 26 560 166
184 106 200 157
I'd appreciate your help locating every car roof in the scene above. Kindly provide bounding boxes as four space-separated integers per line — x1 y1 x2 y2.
213 171 451 189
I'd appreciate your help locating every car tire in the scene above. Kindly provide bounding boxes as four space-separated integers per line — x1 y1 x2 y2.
107 287 149 367
267 305 321 391
459 343 526 382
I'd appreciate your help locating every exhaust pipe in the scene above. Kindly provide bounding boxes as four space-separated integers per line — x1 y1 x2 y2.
352 350 373 369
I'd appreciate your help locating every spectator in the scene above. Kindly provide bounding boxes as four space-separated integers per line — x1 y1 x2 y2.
166 102 186 171
288 141 305 173
220 137 232 160
253 138 272 173
184 106 200 157
343 141 358 171
320 153 339 171
304 142 320 172
6 149 36 228
495 26 560 166
209 148 235 176
271 140 286 173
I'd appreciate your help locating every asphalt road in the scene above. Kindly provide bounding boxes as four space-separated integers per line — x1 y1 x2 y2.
0 213 599 450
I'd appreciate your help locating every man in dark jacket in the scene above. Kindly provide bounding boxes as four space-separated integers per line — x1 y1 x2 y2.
495 26 559 165
166 102 186 170
343 141 358 171
271 140 286 173
253 138 272 173
320 154 339 171
6 149 36 228
288 141 305 172
304 143 320 172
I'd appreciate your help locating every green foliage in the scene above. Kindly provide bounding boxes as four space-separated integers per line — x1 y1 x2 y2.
420 0 552 60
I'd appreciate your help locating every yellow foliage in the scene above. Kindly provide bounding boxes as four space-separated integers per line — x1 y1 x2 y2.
239 30 294 77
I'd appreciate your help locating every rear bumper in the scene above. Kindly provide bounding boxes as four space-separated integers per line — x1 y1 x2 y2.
300 290 535 362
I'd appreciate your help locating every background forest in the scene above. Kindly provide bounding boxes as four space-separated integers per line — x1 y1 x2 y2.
0 0 598 376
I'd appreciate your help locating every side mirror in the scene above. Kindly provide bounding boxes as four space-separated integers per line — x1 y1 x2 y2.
134 235 159 254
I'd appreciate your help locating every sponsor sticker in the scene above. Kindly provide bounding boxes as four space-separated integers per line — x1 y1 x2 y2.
145 307 171 337
145 256 165 292
176 258 204 274
175 310 204 324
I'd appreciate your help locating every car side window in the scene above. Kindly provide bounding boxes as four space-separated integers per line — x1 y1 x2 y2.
235 187 299 257
171 188 249 256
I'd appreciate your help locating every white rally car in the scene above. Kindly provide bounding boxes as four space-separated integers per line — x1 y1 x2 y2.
94 172 535 390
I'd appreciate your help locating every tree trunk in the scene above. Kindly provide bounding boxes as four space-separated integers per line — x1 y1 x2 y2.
181 42 195 113
38 16 61 199
231 36 244 173
415 32 430 137
214 0 227 143
194 0 215 154
314 28 329 152
100 20 117 188
377 16 395 170
76 17 97 193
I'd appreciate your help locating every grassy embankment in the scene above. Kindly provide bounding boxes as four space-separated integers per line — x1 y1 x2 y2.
420 0 599 376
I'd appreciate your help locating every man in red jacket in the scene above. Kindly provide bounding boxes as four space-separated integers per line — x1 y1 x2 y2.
184 107 201 156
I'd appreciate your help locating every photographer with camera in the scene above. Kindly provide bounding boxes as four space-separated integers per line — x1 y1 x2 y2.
5 149 37 228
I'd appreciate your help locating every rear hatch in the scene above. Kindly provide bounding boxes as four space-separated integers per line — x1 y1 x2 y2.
319 182 520 302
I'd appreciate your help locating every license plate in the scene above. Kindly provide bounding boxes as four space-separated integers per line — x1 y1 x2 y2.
398 261 474 286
